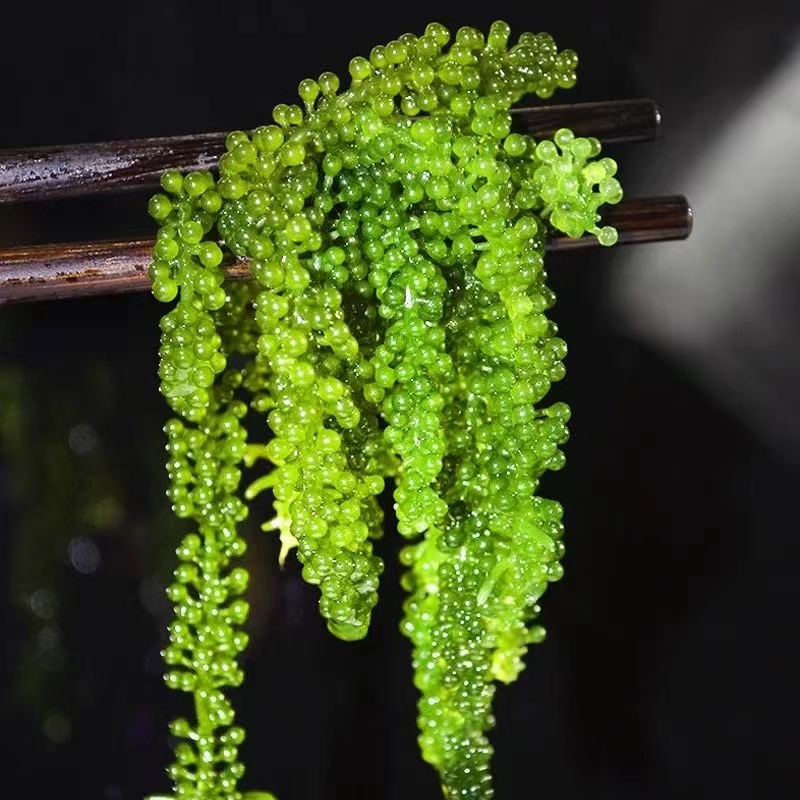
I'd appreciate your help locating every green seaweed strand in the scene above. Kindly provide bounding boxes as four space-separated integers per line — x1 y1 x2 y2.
147 19 623 800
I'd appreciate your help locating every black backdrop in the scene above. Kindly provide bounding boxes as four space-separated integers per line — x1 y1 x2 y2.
1 2 799 799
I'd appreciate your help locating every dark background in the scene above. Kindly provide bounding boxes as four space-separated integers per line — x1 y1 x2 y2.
1 2 799 799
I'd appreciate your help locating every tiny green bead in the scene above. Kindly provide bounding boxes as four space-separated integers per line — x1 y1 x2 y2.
597 226 619 246
198 241 223 268
252 125 284 152
184 172 209 197
148 193 173 220
318 71 340 95
298 78 320 106
178 220 203 244
153 279 179 303
349 56 371 81
154 237 179 261
280 141 306 166
554 128 574 149
160 171 183 195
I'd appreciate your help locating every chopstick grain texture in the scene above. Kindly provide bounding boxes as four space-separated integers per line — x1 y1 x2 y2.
0 196 692 305
0 99 659 204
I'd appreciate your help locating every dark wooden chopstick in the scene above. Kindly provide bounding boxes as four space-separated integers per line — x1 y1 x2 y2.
0 196 691 305
0 99 659 205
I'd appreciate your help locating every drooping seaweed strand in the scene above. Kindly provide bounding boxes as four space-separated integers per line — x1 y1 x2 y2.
147 18 623 800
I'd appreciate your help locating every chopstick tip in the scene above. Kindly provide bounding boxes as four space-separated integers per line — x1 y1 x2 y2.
685 199 694 238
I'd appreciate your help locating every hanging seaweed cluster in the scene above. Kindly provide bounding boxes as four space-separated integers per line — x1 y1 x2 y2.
146 19 622 800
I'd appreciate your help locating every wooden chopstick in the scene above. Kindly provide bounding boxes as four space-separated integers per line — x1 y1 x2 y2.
0 196 691 305
0 99 659 205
